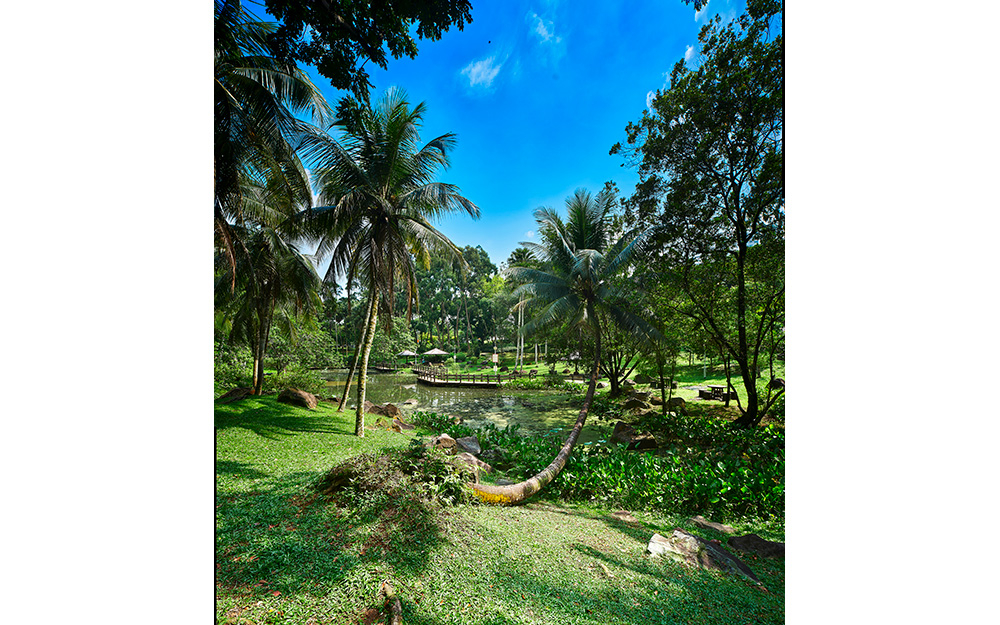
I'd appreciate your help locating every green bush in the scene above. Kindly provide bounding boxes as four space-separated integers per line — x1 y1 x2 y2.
411 408 784 517
214 343 252 393
501 376 583 393
261 364 326 396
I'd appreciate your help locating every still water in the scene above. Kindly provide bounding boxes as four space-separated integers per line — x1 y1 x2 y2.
319 370 604 442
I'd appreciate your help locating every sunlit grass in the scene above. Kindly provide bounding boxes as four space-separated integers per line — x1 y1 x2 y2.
216 395 783 624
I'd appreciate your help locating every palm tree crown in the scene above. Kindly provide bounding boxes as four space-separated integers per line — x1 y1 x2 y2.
214 0 331 277
471 188 658 504
299 87 480 434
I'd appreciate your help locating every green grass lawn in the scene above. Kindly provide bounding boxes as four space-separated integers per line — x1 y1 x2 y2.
216 395 784 624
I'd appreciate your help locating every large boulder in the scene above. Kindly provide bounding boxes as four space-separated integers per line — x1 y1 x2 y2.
666 397 686 414
610 421 658 450
391 417 415 432
363 400 403 419
646 530 759 583
728 534 785 559
634 373 654 385
610 421 636 445
455 436 481 455
276 388 318 410
623 396 651 411
428 433 457 453
596 382 607 389
216 387 254 404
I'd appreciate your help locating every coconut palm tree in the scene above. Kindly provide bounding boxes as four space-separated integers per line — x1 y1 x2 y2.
471 188 660 504
215 0 331 283
299 87 480 436
215 211 322 394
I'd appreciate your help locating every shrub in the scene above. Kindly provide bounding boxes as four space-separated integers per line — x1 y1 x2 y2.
261 364 326 396
501 377 583 393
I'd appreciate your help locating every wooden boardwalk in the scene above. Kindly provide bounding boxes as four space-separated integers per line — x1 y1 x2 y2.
413 366 535 388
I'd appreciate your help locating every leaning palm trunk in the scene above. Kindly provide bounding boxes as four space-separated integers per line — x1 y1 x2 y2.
354 293 380 436
337 296 374 412
471 318 601 504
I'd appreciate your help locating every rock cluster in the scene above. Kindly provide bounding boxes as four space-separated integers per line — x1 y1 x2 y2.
426 433 493 482
610 421 658 450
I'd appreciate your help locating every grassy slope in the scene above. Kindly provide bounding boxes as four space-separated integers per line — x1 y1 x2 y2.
216 396 784 625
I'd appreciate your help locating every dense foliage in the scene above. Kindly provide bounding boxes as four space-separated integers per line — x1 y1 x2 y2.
262 0 473 100
411 410 784 518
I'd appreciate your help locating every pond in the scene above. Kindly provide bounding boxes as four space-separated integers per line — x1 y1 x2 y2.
318 370 606 443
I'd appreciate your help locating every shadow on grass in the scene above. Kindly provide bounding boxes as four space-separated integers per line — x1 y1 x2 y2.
216 468 452 604
215 460 269 480
214 398 353 438
482 543 782 625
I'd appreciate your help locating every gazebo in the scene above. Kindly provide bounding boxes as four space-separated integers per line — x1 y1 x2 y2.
422 347 449 364
397 350 417 365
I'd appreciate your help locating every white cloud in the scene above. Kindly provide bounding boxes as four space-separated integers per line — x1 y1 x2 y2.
461 56 504 89
525 231 535 239
531 13 560 44
646 91 657 109
528 12 566 65
685 44 697 64
695 2 710 22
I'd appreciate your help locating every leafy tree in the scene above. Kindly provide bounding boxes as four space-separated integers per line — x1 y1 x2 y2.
214 0 330 282
262 0 473 101
613 4 784 428
300 87 479 436
215 221 321 394
471 188 659 505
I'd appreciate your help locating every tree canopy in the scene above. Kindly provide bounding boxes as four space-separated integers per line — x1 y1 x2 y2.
613 3 783 427
261 0 474 100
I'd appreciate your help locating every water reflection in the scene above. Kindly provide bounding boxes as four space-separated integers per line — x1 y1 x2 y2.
318 370 600 441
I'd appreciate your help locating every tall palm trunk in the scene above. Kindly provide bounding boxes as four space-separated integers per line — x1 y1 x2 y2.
337 295 374 411
472 303 601 504
354 292 380 436
252 297 274 395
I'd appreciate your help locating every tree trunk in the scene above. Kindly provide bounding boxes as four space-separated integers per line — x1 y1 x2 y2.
354 293 380 436
337 296 374 412
252 299 273 395
471 302 601 505
722 345 732 408
657 356 667 415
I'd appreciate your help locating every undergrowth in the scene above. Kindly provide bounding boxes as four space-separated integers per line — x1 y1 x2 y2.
411 409 784 518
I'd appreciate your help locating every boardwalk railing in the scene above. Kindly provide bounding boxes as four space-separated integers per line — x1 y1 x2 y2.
413 366 536 386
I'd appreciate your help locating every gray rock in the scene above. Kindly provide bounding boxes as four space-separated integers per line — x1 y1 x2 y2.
596 382 607 389
634 373 654 385
455 436 481 455
646 530 759 582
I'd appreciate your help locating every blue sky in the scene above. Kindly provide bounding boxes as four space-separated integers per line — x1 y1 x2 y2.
251 0 749 270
